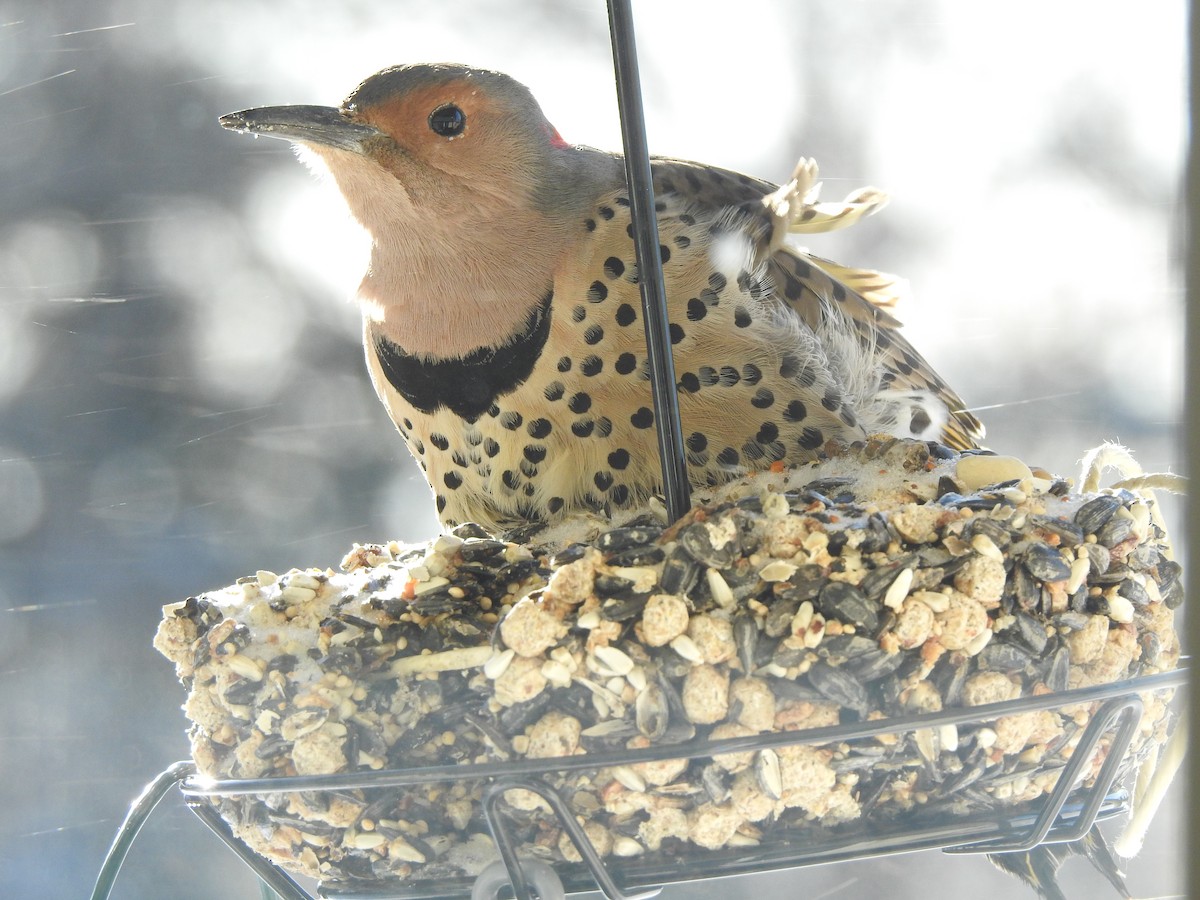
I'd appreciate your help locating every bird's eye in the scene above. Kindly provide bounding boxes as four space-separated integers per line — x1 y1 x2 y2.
428 104 466 138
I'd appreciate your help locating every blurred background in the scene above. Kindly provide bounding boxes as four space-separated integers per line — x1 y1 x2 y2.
0 1 1185 897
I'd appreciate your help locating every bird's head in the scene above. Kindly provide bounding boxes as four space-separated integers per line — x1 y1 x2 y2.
220 63 576 232
220 64 618 356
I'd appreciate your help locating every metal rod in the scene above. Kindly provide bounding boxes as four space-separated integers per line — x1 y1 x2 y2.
484 778 661 900
944 694 1144 854
183 669 1185 798
187 799 314 900
90 761 195 900
481 783 534 900
605 0 692 523
1043 697 1145 845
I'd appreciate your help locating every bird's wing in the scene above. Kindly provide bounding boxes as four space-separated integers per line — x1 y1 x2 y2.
649 156 984 450
766 244 984 450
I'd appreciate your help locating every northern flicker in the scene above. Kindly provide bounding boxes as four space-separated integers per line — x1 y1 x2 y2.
221 63 983 530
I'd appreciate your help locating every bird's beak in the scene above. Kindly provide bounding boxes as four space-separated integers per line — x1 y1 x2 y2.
219 105 383 152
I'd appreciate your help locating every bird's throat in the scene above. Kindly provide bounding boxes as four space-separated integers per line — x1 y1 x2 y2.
369 290 553 421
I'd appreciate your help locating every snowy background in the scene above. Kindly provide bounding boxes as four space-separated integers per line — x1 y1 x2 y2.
0 1 1185 897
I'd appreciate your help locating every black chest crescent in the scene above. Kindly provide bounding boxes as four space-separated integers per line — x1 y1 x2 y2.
371 291 553 420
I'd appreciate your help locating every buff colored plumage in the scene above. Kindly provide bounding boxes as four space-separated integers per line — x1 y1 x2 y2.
221 63 982 529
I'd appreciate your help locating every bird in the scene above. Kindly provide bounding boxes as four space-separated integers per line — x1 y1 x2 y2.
220 63 983 531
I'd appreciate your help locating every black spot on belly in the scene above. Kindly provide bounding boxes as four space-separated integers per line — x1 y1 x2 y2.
370 291 552 420
798 427 824 450
631 407 654 429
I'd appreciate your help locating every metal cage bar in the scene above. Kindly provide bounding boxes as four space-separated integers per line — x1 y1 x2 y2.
482 778 661 900
605 0 690 523
166 672 1180 900
181 669 1183 799
942 694 1144 854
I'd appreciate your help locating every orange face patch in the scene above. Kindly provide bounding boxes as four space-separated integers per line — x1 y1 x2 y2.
349 79 482 154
